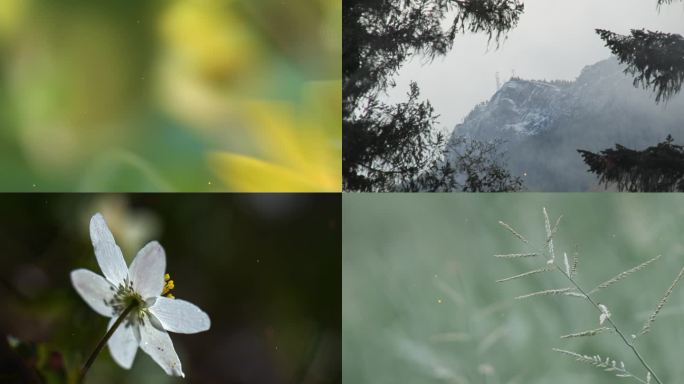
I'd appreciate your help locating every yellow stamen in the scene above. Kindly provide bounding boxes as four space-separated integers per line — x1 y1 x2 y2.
162 273 175 298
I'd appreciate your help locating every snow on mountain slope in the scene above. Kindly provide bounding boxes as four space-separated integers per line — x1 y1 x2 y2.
447 57 684 191
456 78 567 138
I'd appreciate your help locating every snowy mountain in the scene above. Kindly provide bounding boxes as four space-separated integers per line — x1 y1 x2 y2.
456 78 568 139
447 58 684 191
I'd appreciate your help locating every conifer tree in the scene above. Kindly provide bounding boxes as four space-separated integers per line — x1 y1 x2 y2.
596 28 684 103
578 136 684 192
343 0 525 191
581 0 684 191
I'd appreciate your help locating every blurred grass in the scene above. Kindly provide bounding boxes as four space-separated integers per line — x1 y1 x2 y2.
343 194 684 384
0 0 341 191
0 194 341 383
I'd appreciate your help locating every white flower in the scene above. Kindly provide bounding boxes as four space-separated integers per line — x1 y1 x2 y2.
71 213 210 377
598 304 611 325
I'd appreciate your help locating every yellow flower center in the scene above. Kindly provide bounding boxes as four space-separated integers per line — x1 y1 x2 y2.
162 273 175 299
109 280 145 321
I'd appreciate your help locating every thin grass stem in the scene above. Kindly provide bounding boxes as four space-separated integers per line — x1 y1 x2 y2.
78 301 137 383
555 265 663 384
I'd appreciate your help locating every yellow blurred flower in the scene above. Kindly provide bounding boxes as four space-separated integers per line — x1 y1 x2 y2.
209 81 341 192
156 0 266 132
158 0 262 85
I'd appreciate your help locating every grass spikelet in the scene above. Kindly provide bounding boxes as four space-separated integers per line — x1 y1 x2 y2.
496 209 664 384
639 265 684 337
551 215 563 238
542 208 555 262
571 251 579 277
560 327 611 339
493 252 537 258
515 287 571 300
498 221 529 244
552 348 585 360
589 255 662 295
496 267 553 283
552 349 638 381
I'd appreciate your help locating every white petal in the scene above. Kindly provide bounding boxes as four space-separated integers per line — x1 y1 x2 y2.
90 213 129 286
70 269 115 317
139 315 184 377
129 241 166 299
149 297 211 334
107 317 140 369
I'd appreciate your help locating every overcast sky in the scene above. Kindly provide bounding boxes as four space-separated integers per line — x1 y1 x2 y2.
384 0 684 131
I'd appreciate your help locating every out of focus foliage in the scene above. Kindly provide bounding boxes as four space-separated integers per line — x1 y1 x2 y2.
343 194 684 384
0 0 340 191
0 194 341 383
210 82 341 192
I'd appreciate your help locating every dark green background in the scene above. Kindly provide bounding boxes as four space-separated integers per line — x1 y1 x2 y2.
0 193 341 383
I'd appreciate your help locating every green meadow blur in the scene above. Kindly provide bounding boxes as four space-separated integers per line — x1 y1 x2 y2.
0 194 341 383
0 0 341 191
344 194 684 384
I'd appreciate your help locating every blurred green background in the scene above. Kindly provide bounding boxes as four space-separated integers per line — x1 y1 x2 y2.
343 194 684 384
0 193 341 383
0 0 341 191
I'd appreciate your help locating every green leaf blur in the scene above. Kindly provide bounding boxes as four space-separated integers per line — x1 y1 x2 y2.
0 0 341 191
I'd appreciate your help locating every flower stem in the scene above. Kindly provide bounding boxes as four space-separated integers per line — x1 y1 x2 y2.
556 265 664 384
78 301 137 383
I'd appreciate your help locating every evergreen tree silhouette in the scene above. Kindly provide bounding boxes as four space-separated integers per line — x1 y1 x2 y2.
581 0 684 191
579 136 684 192
343 0 525 191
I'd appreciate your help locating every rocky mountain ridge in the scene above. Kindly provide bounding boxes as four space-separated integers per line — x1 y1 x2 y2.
447 57 684 191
